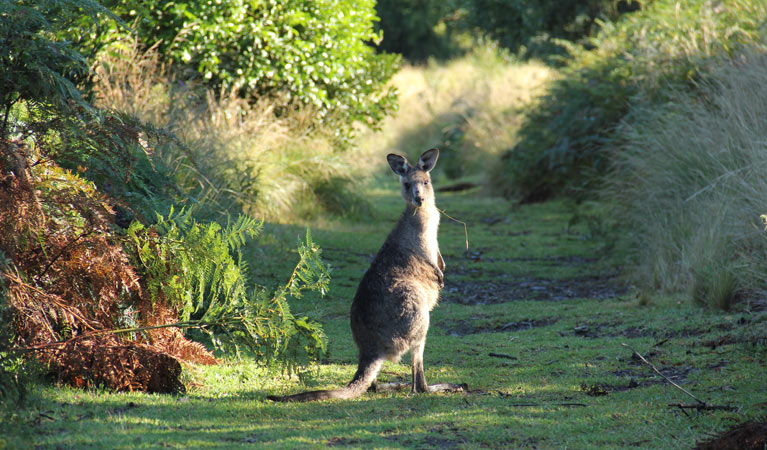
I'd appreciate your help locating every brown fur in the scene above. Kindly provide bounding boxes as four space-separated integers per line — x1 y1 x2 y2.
268 149 445 402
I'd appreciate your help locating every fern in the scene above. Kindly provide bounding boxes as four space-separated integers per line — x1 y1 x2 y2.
126 212 329 369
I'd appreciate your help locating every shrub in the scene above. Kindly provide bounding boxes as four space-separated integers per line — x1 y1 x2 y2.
0 0 333 394
492 0 767 201
0 0 115 135
605 49 767 309
126 210 329 367
104 0 399 131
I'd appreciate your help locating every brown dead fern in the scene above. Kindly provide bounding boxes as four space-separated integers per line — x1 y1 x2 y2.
0 139 215 393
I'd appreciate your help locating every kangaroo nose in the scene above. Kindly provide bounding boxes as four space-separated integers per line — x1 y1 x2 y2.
414 196 423 206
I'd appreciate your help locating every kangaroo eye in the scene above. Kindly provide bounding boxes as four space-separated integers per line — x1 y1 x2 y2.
424 181 429 185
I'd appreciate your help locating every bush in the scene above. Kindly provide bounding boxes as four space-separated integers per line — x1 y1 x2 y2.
127 209 329 367
0 0 114 135
492 0 767 201
605 50 767 309
0 0 334 394
105 0 399 131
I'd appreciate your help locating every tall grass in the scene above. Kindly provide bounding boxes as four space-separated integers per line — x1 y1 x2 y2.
93 39 367 221
606 49 767 309
492 0 767 201
358 43 556 183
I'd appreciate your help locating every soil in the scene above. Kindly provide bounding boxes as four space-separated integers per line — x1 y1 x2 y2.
695 421 767 450
442 317 559 337
443 274 624 304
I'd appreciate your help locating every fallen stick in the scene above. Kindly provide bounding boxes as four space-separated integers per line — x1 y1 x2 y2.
668 402 738 412
497 392 587 407
505 402 587 408
488 352 518 360
621 343 737 413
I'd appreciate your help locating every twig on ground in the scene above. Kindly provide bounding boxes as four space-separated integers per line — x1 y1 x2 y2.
504 403 587 407
488 352 518 360
668 402 738 412
621 342 738 413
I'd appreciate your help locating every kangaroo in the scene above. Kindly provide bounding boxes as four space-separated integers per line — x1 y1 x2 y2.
268 148 464 402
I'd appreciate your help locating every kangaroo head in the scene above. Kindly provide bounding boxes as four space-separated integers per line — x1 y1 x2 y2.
387 148 439 208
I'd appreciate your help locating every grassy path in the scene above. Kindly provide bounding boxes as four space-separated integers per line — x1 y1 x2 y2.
9 188 766 449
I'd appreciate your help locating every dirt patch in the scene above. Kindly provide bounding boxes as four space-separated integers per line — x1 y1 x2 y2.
327 436 362 447
561 323 655 339
443 274 624 305
663 323 735 339
442 317 558 336
695 421 767 450
483 255 598 265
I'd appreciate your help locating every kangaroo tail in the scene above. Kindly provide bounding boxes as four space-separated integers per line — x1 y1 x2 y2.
267 357 383 402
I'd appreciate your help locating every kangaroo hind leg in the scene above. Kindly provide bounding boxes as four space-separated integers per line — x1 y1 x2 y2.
411 340 429 393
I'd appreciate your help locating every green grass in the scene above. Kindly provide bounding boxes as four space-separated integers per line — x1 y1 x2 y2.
4 185 766 449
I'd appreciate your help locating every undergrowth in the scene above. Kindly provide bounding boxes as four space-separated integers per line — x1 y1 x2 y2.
94 38 371 221
492 0 767 201
0 0 335 399
127 210 330 367
605 49 767 310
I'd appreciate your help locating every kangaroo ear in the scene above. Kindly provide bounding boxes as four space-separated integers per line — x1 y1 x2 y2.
387 153 410 176
417 148 439 172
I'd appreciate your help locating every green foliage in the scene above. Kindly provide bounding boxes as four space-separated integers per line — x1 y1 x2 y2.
493 0 767 201
105 0 399 131
374 0 462 62
0 0 108 134
374 0 633 63
127 209 329 368
464 0 635 57
0 1 194 221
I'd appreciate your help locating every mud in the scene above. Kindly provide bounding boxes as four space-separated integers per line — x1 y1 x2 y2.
442 317 559 336
695 421 767 450
443 274 624 304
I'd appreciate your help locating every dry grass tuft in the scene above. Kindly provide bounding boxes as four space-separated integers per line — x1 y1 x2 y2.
93 38 363 221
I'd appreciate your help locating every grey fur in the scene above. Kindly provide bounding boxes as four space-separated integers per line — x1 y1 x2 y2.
268 149 447 402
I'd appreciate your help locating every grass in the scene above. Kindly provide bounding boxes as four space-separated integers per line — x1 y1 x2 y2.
357 43 556 184
5 181 766 448
490 0 767 201
605 49 767 309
